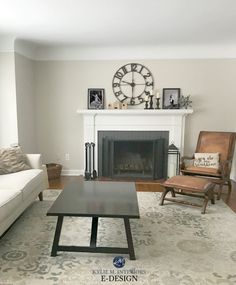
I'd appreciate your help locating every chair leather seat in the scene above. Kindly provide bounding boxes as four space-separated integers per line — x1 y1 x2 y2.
183 166 221 177
160 175 215 213
163 175 214 192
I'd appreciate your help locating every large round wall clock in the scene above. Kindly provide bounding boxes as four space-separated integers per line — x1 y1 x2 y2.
112 63 154 105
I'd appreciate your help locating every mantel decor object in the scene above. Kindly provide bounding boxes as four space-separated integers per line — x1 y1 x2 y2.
144 90 155 110
144 94 149 109
144 99 149 109
149 94 154 109
88 88 104 109
112 63 154 106
155 90 160 109
155 98 160 109
163 88 180 109
179 94 192 109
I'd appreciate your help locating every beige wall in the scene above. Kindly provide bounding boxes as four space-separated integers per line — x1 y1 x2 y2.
34 59 236 179
15 53 37 153
0 52 18 147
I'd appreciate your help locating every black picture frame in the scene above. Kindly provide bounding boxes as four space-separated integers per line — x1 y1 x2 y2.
87 88 105 109
162 88 180 109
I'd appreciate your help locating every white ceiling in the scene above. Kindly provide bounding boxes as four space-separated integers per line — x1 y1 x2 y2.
1 0 236 48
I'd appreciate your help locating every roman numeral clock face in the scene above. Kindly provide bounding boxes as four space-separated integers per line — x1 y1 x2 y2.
112 63 154 105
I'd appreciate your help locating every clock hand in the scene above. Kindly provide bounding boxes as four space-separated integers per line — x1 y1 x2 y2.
131 83 134 99
131 78 135 99
121 80 136 88
121 80 132 86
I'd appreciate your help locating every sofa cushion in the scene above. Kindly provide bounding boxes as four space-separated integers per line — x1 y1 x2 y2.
0 169 44 200
0 147 30 174
0 189 22 223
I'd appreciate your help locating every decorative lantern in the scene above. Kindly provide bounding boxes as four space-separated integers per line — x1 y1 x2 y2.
168 143 180 177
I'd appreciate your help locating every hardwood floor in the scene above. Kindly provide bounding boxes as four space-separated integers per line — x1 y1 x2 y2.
48 176 236 213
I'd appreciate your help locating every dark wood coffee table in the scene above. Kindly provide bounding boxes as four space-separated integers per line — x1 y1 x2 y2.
47 181 140 260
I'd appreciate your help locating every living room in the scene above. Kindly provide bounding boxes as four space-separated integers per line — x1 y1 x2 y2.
1 0 236 284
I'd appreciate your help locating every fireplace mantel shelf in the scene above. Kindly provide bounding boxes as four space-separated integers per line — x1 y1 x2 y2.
77 109 193 116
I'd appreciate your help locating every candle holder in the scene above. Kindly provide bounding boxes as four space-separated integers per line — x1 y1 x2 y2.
144 100 149 109
149 95 154 109
155 98 160 109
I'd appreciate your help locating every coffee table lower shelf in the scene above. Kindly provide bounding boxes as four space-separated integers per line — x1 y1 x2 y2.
50 216 136 260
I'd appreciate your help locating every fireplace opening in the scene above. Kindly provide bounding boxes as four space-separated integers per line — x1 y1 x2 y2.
98 131 169 180
114 140 153 177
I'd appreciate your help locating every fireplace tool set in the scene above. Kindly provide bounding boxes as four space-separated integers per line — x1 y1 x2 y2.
84 142 97 180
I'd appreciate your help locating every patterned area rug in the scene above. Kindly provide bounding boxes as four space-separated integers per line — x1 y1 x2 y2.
0 190 236 285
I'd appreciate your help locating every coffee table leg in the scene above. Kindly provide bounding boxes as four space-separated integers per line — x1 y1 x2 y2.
124 218 135 260
90 217 98 247
51 216 64 257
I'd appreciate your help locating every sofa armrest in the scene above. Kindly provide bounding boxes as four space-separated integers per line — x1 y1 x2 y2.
26 154 49 189
26 154 43 169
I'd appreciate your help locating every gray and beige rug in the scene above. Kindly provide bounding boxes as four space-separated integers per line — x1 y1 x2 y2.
0 190 236 285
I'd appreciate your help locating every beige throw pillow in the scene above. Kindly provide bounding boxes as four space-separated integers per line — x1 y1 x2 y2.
194 152 219 169
0 146 31 174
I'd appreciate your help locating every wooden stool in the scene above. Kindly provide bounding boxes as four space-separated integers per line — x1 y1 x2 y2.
160 175 215 214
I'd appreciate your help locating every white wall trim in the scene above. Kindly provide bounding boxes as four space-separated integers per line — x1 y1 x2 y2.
0 36 15 52
14 39 37 60
2 37 236 60
61 169 83 176
33 44 236 61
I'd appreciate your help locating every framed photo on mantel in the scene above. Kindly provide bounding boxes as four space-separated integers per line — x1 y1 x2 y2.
87 88 105 109
162 88 180 109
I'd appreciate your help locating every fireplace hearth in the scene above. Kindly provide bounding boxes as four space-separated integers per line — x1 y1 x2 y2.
98 131 169 180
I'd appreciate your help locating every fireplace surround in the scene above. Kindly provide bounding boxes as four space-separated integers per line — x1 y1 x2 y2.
77 109 193 178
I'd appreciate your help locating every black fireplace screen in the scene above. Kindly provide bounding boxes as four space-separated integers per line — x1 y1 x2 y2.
98 131 168 180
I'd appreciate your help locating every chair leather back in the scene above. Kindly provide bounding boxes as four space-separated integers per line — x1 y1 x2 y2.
195 131 236 166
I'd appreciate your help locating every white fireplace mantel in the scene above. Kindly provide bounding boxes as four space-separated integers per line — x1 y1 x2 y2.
77 109 193 117
77 109 193 172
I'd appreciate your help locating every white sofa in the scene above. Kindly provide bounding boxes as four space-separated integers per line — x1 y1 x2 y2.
0 154 48 237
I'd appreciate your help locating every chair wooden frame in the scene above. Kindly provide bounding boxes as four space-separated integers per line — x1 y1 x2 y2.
180 131 236 200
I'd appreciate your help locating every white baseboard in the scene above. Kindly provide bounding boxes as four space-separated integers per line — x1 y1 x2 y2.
61 169 83 176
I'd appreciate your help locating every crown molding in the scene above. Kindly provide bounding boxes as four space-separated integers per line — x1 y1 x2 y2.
14 39 37 60
1 37 236 60
0 36 15 52
29 44 236 61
